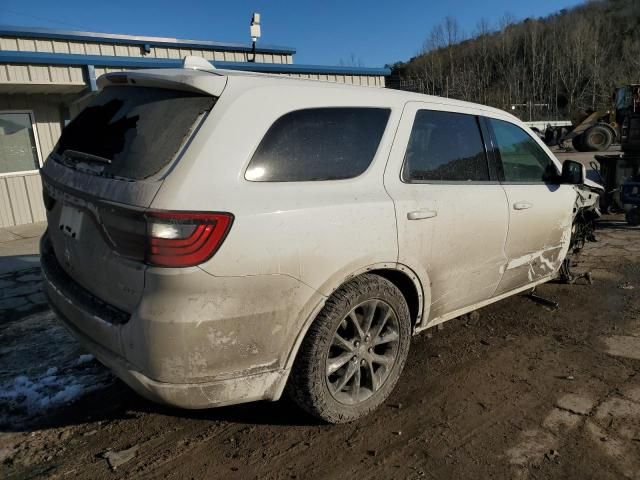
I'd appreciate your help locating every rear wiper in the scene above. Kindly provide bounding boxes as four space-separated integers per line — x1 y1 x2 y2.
63 150 112 165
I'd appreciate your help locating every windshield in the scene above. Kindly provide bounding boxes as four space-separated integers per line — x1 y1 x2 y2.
55 86 215 179
616 87 631 110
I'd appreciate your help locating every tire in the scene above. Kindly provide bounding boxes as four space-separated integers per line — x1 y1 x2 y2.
287 274 411 423
572 134 586 152
626 207 640 226
582 125 613 152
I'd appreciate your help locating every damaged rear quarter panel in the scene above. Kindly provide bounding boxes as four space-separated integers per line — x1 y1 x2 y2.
121 267 324 384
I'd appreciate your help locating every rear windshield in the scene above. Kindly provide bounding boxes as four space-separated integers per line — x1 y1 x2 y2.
55 86 215 180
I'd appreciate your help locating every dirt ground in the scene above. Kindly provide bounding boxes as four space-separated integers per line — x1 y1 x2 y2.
1 215 640 480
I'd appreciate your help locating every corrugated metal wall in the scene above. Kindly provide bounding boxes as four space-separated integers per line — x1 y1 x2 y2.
0 172 46 227
0 36 294 64
283 73 385 87
0 94 67 227
0 63 85 90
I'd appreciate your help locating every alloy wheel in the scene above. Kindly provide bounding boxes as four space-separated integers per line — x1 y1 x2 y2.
325 299 400 405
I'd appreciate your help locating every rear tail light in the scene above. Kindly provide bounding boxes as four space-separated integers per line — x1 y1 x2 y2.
99 208 233 267
146 212 233 267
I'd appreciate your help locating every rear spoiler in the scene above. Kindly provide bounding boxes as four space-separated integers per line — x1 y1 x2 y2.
97 58 227 97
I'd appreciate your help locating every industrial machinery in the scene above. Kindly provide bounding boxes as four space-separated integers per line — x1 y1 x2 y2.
616 84 640 154
540 109 616 152
590 85 640 225
539 84 640 153
594 154 640 225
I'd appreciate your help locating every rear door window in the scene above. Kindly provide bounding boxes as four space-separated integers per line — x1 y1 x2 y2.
55 86 215 180
488 118 556 183
245 108 390 182
402 110 489 182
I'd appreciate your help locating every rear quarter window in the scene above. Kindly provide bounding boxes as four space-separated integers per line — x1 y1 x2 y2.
55 86 215 180
245 107 390 182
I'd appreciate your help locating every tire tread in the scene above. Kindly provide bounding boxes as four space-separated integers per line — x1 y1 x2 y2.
287 274 411 423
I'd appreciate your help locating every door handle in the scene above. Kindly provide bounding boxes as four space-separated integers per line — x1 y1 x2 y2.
407 209 438 220
513 202 533 210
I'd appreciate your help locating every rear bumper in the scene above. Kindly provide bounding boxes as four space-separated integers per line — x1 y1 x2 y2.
40 233 322 409
47 297 287 408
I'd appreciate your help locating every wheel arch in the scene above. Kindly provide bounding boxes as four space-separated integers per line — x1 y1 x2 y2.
282 263 427 376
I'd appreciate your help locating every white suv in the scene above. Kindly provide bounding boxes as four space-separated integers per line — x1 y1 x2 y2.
41 61 598 423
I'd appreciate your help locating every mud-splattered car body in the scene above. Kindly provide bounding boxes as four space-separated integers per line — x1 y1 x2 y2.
41 62 598 411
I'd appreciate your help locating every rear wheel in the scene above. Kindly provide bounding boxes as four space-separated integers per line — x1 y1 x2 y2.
582 125 613 152
287 274 411 423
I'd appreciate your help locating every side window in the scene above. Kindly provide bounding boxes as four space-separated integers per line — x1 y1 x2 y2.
402 110 489 182
488 118 556 183
245 108 390 182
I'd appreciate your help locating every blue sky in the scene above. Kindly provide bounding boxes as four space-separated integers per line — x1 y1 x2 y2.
1 0 585 67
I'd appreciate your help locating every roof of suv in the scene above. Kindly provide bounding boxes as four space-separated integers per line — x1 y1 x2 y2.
99 67 517 121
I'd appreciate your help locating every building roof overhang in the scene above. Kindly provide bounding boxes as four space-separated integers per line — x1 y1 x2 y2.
0 50 391 77
0 25 296 55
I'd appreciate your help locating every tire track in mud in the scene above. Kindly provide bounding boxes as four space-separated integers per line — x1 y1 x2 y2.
505 260 640 480
130 423 237 478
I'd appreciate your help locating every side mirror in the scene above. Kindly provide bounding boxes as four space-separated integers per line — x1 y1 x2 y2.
561 160 585 185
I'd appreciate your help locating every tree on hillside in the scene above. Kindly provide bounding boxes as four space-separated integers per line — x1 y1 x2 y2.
388 0 640 121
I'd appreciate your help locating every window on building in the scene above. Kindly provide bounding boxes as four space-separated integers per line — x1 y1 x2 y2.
402 110 489 182
245 108 390 182
0 112 41 175
488 118 556 183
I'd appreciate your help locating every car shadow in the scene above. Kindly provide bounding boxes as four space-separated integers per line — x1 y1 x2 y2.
596 220 640 231
0 254 41 275
1 379 322 433
0 258 48 323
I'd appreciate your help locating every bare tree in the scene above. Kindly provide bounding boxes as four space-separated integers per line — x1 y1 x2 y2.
391 0 639 121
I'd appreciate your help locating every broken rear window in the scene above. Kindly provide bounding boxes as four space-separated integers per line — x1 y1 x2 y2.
55 86 215 180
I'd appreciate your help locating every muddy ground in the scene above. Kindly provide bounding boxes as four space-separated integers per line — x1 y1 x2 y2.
1 215 640 480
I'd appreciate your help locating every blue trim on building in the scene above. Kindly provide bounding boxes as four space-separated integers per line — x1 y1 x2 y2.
0 25 296 55
0 51 391 76
0 51 181 68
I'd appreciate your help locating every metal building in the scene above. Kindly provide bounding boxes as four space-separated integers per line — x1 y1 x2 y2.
0 26 390 227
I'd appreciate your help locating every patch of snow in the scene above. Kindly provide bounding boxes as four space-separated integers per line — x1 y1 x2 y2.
77 354 94 365
0 311 113 426
0 363 111 424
